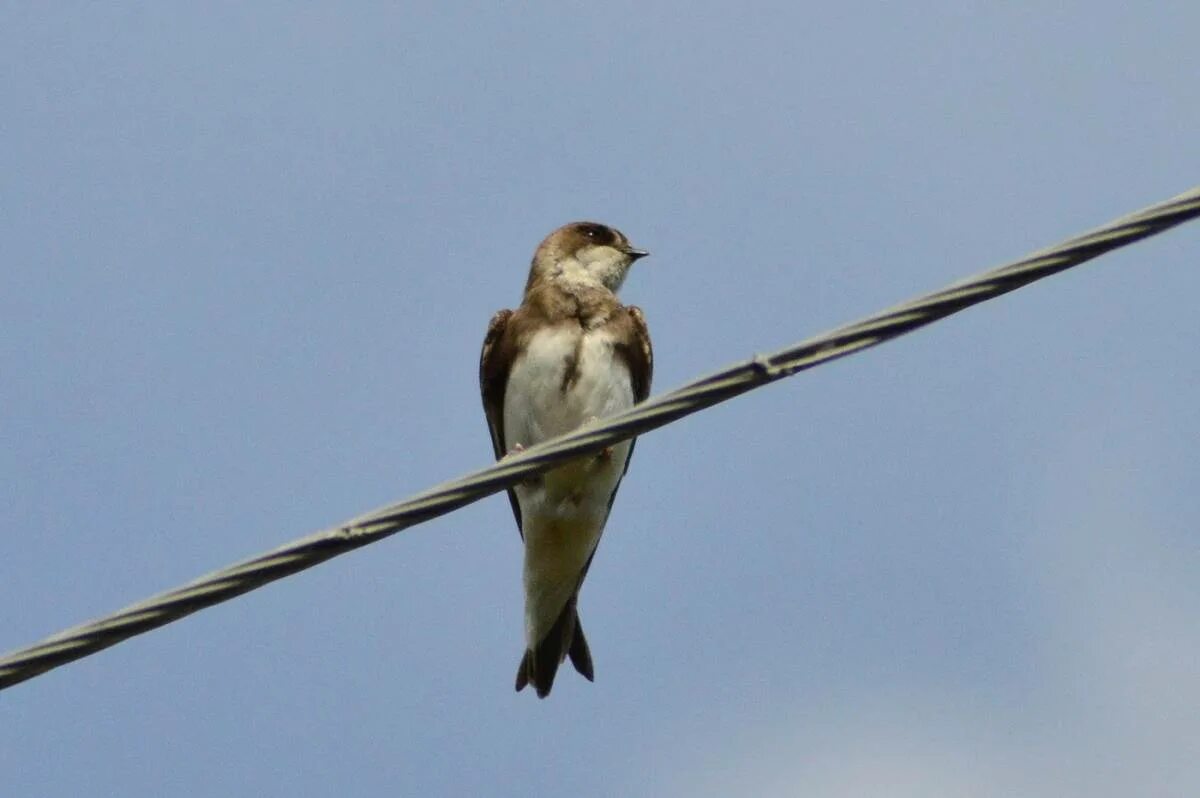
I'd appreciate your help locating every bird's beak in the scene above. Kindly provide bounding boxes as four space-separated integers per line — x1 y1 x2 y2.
625 247 650 261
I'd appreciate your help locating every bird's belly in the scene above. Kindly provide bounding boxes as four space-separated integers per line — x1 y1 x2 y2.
504 326 635 517
504 326 635 448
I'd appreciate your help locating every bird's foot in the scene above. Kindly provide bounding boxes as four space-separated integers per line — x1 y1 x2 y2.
584 417 614 461
502 442 540 486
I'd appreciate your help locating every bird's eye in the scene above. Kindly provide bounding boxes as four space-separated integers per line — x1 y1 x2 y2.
580 224 608 242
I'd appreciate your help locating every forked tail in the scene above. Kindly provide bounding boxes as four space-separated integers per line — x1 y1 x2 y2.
515 600 594 698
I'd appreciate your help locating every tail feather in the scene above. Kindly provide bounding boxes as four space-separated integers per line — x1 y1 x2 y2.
568 615 593 682
515 602 593 698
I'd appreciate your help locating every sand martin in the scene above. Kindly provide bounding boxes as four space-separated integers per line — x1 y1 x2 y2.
480 221 652 698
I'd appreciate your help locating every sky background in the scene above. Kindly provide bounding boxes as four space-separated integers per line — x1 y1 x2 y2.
2 3 1198 796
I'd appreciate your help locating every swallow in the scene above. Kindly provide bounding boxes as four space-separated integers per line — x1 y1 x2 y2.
480 221 652 698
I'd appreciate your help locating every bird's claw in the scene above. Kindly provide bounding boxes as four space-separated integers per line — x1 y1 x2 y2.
503 443 539 486
583 416 614 461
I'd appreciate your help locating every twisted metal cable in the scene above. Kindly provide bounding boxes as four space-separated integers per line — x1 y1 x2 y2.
3 187 1198 692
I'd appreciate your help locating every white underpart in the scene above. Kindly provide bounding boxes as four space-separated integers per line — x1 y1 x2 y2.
504 323 635 647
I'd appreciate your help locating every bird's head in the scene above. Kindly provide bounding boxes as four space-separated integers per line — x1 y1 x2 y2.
527 221 649 294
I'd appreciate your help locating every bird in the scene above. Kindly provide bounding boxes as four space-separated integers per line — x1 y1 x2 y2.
479 221 652 698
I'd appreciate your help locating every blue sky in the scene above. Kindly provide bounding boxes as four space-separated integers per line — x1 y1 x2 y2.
3 3 1198 796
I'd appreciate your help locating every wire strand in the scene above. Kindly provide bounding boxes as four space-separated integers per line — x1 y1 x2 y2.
3 187 1198 692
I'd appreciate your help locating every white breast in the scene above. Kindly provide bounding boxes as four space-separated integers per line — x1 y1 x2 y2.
503 324 635 450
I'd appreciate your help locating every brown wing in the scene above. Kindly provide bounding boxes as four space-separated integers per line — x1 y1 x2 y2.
598 304 652 510
479 308 525 534
617 305 653 403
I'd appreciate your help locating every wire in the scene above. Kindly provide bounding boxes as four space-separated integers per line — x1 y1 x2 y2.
2 187 1198 692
